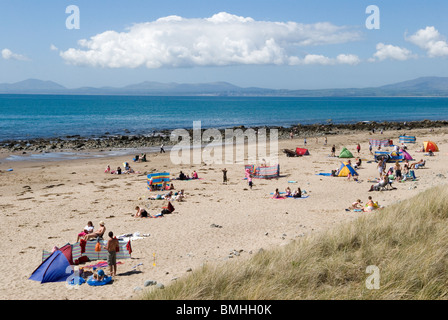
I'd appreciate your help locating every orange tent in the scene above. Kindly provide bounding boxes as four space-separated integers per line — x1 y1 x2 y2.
423 141 439 152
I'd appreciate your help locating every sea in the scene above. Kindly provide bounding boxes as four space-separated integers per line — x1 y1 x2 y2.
1 94 448 142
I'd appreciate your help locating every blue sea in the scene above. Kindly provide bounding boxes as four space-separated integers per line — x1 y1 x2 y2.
1 94 448 142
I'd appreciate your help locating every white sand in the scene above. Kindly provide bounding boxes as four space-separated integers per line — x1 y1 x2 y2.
0 128 447 300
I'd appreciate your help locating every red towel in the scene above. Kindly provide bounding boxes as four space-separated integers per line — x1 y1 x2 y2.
126 241 132 255
115 237 119 252
80 239 87 254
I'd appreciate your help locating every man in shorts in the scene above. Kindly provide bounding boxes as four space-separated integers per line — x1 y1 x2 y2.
105 231 119 276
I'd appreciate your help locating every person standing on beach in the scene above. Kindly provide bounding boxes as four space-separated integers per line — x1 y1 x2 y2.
222 168 228 184
248 175 253 189
324 136 327 145
331 145 336 157
105 231 119 276
356 143 361 154
290 131 294 139
160 143 165 153
304 137 307 146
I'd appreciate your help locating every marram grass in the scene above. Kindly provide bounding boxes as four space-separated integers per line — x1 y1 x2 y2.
142 184 448 300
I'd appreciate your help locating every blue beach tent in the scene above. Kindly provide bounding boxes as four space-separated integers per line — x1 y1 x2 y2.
29 250 73 283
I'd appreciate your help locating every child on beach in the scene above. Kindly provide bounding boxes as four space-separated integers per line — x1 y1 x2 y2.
350 199 362 209
364 196 376 212
248 176 253 189
273 189 281 198
331 145 336 157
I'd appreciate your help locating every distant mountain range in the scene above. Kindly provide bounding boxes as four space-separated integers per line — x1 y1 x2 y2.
1 76 448 97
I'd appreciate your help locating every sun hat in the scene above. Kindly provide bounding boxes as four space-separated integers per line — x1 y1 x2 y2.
99 221 105 226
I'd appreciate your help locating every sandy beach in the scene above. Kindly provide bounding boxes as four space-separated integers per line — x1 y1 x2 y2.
1 127 447 300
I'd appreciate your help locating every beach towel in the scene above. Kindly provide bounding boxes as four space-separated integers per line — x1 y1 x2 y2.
287 195 310 199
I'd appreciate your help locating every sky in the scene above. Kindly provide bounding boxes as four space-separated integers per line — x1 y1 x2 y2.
1 0 448 90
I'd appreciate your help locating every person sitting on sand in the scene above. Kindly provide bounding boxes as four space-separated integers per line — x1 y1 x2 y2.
364 196 376 212
403 160 410 175
273 188 281 199
93 267 105 281
77 221 94 242
350 199 362 209
84 221 106 240
134 206 148 218
293 188 302 198
354 158 362 169
140 153 147 162
179 171 187 180
124 165 134 174
285 187 292 197
175 189 185 202
148 177 154 191
162 180 167 190
115 167 122 175
104 165 110 174
133 154 139 162
192 171 198 179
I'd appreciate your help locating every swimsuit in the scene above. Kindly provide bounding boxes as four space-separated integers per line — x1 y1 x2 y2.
108 250 117 266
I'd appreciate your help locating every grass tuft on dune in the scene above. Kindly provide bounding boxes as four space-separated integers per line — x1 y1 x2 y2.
142 184 448 300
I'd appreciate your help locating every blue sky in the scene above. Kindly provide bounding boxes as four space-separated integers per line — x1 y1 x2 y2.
1 0 448 89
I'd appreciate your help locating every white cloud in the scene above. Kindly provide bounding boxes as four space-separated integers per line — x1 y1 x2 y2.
50 44 58 51
1 48 29 61
289 53 360 66
370 43 415 61
336 54 361 65
407 26 448 57
60 12 362 68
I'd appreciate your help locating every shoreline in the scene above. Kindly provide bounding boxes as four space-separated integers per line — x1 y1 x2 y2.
2 119 447 158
